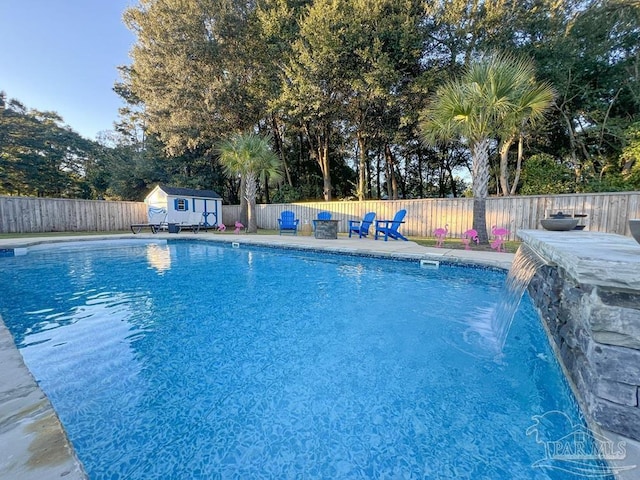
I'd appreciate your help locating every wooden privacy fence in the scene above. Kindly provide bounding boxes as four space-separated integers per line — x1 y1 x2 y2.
223 192 640 241
0 196 148 233
2 192 639 239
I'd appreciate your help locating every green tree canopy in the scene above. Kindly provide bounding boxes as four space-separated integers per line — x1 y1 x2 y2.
0 93 101 198
123 0 265 155
6 0 639 205
520 153 576 195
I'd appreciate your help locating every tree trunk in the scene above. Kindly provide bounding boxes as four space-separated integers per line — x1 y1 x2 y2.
263 175 270 204
320 139 331 201
472 197 488 244
445 163 457 197
357 132 366 201
471 138 490 244
303 122 332 201
499 135 515 196
384 143 398 200
397 164 407 200
559 106 581 170
239 176 248 227
365 152 372 199
510 134 524 195
271 114 292 186
244 173 258 233
375 152 382 199
439 165 446 197
417 149 424 198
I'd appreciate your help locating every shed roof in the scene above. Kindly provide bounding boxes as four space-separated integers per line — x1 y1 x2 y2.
158 185 222 199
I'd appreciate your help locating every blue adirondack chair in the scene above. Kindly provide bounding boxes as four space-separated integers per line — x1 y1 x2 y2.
374 209 408 241
278 210 299 235
312 211 332 232
348 212 376 238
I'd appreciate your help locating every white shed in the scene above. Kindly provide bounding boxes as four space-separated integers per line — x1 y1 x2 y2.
145 185 223 228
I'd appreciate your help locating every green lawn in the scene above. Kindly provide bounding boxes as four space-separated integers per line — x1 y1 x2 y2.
411 236 521 253
0 231 133 239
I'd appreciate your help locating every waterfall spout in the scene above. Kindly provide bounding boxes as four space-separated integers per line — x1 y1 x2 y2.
491 244 549 351
453 243 550 359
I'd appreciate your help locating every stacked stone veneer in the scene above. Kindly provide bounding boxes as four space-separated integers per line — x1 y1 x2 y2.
520 230 640 441
314 220 338 239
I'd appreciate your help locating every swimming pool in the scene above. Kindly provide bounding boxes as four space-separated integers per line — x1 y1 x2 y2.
0 240 610 479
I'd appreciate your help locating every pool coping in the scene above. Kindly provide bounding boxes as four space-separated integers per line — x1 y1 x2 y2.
15 232 623 479
0 232 515 269
0 319 87 480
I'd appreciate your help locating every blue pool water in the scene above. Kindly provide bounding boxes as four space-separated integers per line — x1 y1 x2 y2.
0 240 612 479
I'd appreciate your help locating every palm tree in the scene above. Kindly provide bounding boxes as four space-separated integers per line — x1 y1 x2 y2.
421 53 555 243
218 132 283 233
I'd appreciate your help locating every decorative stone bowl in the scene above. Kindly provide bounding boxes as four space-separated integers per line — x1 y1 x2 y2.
630 219 640 245
541 218 579 231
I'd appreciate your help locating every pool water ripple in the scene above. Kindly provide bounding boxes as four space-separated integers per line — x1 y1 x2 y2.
0 241 612 479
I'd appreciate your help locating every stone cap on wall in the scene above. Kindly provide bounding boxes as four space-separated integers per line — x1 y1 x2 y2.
518 230 640 291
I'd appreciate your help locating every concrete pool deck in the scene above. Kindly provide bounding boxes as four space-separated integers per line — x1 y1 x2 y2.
1 232 637 478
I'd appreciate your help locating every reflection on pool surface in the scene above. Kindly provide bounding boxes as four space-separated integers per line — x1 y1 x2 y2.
0 241 611 479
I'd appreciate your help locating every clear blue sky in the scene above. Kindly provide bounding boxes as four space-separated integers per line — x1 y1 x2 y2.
0 1 136 140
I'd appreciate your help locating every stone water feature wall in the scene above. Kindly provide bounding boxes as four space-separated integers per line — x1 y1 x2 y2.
520 230 640 442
